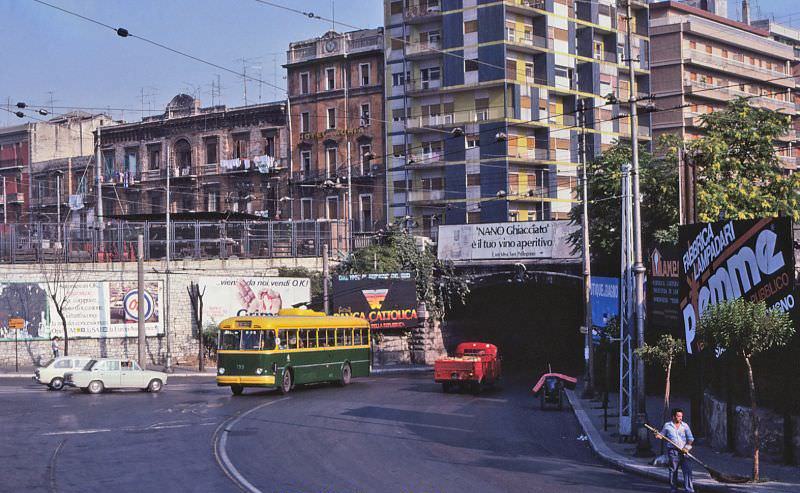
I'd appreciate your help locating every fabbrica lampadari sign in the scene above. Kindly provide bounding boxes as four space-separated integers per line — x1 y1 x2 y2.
437 221 579 261
678 217 795 354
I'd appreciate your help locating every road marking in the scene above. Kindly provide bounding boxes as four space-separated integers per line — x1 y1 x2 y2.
43 429 111 436
213 397 290 493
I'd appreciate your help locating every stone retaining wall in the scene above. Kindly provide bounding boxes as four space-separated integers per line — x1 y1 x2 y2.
0 257 321 368
703 391 800 462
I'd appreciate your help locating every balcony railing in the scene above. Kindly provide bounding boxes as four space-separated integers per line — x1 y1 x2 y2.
509 148 552 161
0 220 355 264
407 151 444 167
404 3 443 21
685 79 796 112
685 49 790 81
407 189 445 202
0 193 23 206
406 108 505 130
0 158 24 170
505 29 550 51
406 39 442 56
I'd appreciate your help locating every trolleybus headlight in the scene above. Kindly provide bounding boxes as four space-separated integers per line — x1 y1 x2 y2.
256 368 264 375
218 368 225 375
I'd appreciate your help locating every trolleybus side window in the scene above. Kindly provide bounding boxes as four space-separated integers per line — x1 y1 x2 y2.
321 328 336 347
278 329 299 350
336 328 352 346
353 328 366 346
220 330 241 350
299 329 317 349
241 330 261 350
261 330 276 350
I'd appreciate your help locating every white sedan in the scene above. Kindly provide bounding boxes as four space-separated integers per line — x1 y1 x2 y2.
64 358 167 394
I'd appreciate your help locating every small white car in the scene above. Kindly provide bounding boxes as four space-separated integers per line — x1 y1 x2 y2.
33 356 93 391
64 358 167 394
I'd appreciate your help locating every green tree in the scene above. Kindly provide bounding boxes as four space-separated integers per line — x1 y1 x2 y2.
635 334 685 423
691 97 800 222
698 299 795 481
335 225 469 320
569 137 680 269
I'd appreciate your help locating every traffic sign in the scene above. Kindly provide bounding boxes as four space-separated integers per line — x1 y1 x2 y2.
8 318 24 330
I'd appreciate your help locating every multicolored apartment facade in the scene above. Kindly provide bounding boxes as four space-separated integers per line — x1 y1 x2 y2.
384 0 651 235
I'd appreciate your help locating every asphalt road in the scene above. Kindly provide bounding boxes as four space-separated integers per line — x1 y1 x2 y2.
0 374 668 493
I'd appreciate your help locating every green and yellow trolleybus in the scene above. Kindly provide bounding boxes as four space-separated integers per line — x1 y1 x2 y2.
216 308 371 395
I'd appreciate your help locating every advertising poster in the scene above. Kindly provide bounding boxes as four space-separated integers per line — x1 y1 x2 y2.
0 281 163 341
332 273 418 330
437 221 580 261
647 245 682 338
590 276 619 330
678 217 795 354
199 277 311 326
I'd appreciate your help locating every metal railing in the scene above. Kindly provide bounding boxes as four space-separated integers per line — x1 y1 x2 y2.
0 220 356 264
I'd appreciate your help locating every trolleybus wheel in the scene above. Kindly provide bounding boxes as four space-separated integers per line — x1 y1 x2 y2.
339 363 352 386
279 369 293 394
231 384 244 396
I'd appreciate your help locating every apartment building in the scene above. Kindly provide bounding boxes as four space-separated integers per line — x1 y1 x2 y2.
97 94 288 219
285 28 386 232
650 1 798 168
384 0 651 234
0 112 110 224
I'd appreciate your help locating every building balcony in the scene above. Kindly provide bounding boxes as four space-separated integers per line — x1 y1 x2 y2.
170 166 198 179
406 108 505 132
0 193 24 205
404 3 442 24
505 0 548 16
685 79 797 114
0 159 24 171
779 155 798 169
508 148 554 162
407 189 445 203
201 163 219 175
142 168 165 181
505 29 550 54
684 49 794 88
406 151 446 168
405 40 442 59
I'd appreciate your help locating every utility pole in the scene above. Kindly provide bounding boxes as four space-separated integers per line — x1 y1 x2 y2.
137 234 146 369
323 244 330 315
96 124 104 253
2 176 7 224
55 171 62 245
343 36 353 251
578 99 594 398
165 141 172 372
624 0 652 456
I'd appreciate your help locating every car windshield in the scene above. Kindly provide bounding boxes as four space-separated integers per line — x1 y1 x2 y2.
85 359 99 370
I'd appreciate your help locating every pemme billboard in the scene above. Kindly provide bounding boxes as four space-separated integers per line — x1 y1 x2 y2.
678 217 795 354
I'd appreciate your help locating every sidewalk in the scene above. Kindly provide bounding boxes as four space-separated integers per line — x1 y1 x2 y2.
567 383 800 492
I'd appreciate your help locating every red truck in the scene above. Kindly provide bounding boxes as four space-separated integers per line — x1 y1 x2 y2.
434 342 501 393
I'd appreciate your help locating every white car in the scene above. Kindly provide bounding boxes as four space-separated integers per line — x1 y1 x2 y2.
64 358 167 394
33 356 93 391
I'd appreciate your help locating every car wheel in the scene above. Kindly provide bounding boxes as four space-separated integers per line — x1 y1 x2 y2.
338 363 352 387
147 379 163 393
88 380 104 394
49 377 64 391
442 382 453 393
231 384 244 396
278 368 293 394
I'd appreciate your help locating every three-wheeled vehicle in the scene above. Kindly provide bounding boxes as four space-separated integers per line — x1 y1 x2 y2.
531 372 577 410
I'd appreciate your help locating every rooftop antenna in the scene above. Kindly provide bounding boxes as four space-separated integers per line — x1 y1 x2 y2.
331 0 335 31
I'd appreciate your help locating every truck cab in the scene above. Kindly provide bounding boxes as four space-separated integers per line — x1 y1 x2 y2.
434 342 501 393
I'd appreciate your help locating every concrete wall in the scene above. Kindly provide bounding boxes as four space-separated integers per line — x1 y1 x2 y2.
0 257 322 368
704 391 800 462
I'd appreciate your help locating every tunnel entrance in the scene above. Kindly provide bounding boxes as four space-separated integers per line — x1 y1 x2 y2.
445 275 584 375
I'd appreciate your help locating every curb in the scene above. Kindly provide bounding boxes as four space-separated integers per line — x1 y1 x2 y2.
566 389 763 493
371 366 433 375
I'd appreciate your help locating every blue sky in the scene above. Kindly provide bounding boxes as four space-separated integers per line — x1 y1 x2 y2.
0 0 797 126
0 0 383 124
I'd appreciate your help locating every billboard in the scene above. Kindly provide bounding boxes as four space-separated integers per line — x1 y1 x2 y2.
437 221 579 262
0 281 163 341
678 217 795 354
332 273 418 330
199 277 311 327
647 245 682 338
591 276 619 329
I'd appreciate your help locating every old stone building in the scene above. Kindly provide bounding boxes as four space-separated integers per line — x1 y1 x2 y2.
285 28 386 232
97 94 288 220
